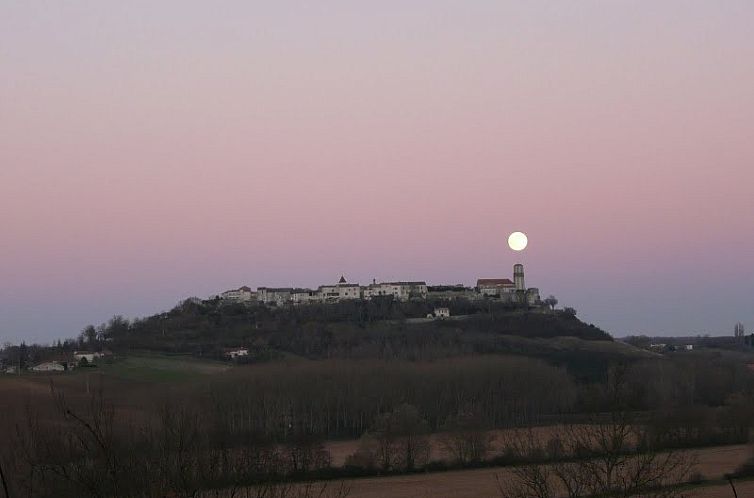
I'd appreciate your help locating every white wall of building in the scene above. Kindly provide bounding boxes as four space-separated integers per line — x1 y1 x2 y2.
31 362 65 372
221 286 256 302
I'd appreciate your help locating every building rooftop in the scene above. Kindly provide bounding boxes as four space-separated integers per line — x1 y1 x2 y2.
477 278 515 287
383 281 427 286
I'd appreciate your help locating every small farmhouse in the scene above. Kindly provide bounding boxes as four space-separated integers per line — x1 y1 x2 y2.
427 307 451 319
224 348 249 360
74 351 103 363
220 286 256 302
477 278 516 297
31 362 65 372
434 307 450 318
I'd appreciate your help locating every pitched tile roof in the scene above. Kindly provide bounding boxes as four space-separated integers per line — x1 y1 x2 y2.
477 278 515 287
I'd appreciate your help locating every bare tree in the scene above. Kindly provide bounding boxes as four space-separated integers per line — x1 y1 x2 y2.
347 404 430 472
440 412 494 465
241 481 351 498
282 433 331 474
496 369 695 498
497 423 693 498
80 325 97 346
0 456 10 498
734 322 745 343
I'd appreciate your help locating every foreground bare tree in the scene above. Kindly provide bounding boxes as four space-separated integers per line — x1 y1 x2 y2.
223 481 351 498
496 366 695 498
497 421 694 498
9 383 349 498
440 411 495 465
346 404 430 472
0 456 10 498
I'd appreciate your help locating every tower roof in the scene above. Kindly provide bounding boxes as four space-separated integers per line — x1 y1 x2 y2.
338 275 347 284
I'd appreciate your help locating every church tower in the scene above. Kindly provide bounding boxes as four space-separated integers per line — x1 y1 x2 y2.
513 264 525 291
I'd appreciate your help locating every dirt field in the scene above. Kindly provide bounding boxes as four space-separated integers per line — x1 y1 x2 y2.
326 444 752 498
325 425 595 467
687 478 754 497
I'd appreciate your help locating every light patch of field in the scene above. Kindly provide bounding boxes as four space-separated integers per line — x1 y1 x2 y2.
99 354 230 382
341 467 500 498
687 478 754 497
518 335 659 358
690 444 752 480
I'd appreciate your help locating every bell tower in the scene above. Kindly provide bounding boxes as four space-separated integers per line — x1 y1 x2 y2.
513 264 525 291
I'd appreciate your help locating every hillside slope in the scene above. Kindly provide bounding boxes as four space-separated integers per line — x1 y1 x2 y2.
84 299 646 374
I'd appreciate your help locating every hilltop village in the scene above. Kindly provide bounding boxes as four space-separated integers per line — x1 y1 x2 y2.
1 263 548 375
214 263 542 307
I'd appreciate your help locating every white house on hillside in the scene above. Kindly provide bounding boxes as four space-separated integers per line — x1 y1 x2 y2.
291 288 320 304
220 286 256 302
362 281 428 301
74 351 103 363
31 362 65 372
257 287 293 305
427 307 451 319
319 276 361 301
224 348 249 359
477 278 516 297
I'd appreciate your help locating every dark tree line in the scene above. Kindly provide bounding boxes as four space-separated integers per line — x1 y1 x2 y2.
201 356 577 441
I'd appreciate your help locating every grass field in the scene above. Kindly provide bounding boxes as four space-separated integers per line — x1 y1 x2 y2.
97 352 230 382
1 352 230 386
0 353 231 427
493 334 659 358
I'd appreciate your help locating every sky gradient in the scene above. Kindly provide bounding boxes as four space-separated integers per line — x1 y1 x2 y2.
2 1 753 343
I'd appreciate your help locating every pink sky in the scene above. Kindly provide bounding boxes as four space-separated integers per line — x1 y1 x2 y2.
1 1 753 342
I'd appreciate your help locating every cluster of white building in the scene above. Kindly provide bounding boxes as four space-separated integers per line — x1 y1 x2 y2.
250 277 429 306
215 264 541 307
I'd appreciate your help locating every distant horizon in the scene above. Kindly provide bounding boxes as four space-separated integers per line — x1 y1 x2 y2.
2 1 753 344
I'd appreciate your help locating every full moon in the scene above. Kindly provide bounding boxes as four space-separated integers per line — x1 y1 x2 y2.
508 231 528 251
